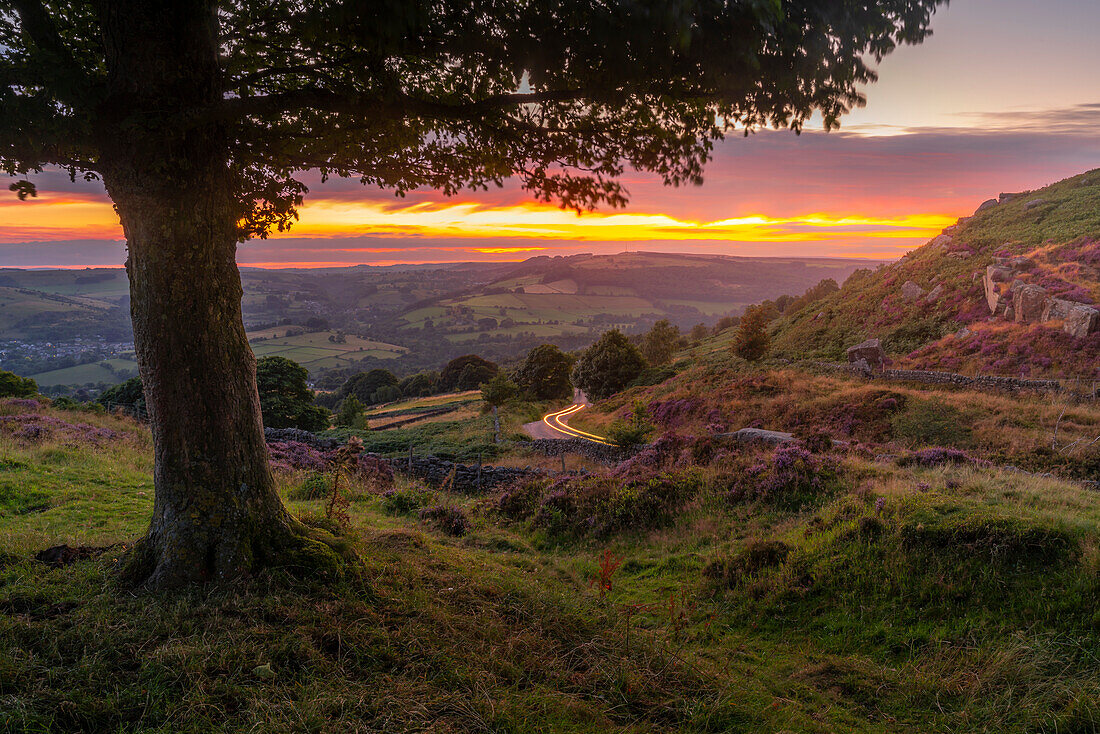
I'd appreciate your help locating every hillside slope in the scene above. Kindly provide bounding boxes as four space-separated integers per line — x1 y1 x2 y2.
769 169 1100 377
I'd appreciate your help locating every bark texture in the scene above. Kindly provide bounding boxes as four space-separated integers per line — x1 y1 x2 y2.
95 1 342 588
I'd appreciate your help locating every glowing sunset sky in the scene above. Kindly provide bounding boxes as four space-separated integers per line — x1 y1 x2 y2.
2 0 1098 269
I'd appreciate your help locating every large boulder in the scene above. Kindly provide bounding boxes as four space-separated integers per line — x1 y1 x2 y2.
847 338 886 372
1042 298 1100 338
1013 284 1049 323
925 284 944 304
983 265 1014 313
724 428 795 446
929 234 953 249
975 198 999 214
901 280 925 301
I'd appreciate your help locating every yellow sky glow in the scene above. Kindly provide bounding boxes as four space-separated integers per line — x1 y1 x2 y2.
0 196 954 258
277 199 955 243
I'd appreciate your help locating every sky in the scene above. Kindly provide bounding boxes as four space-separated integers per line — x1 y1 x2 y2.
2 0 1099 269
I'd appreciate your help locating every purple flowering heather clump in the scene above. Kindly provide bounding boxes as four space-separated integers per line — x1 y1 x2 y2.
267 440 326 473
350 454 395 490
613 431 687 477
0 414 119 444
649 398 702 428
897 447 986 468
727 442 839 508
2 398 42 411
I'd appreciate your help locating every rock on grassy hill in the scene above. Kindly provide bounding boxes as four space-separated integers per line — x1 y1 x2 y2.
769 169 1100 377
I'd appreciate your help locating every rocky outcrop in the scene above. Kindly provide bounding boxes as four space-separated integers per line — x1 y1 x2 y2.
983 265 1014 313
976 198 999 214
925 284 944 304
1043 298 1100 338
978 260 1099 338
718 428 795 445
846 339 886 372
901 280 925 301
1013 283 1049 323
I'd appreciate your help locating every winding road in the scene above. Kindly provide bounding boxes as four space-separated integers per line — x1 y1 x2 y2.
522 390 613 445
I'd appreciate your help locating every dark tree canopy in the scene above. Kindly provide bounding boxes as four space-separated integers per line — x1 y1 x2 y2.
571 329 647 401
339 368 399 405
514 344 574 401
2 0 945 221
96 376 145 412
640 319 681 366
256 356 329 431
440 355 499 392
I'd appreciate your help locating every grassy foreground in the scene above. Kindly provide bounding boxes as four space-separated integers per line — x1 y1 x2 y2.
3 395 1100 732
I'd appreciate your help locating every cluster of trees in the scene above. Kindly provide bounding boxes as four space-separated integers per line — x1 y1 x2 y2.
729 278 842 362
0 369 37 398
97 357 328 431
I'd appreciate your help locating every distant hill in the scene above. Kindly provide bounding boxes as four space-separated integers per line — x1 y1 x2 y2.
3 253 879 383
393 252 879 344
768 169 1100 378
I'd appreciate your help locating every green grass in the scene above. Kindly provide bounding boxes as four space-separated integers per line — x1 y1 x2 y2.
4 397 1100 732
28 359 141 387
248 330 406 372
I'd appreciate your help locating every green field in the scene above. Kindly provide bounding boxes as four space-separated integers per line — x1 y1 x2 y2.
248 330 406 371
27 358 140 387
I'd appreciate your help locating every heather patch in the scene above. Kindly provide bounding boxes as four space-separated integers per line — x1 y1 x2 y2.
267 440 327 473
0 414 120 445
533 469 701 538
418 505 471 536
267 441 395 490
904 323 1100 378
1 397 45 413
724 442 840 510
896 447 986 469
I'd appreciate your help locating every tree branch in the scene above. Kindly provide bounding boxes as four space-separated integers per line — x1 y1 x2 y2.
220 87 592 123
10 0 77 71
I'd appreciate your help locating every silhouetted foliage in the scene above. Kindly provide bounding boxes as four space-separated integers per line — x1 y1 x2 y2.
340 369 399 405
440 355 498 392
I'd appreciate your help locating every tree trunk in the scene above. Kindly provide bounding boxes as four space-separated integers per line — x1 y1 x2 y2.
95 1 345 588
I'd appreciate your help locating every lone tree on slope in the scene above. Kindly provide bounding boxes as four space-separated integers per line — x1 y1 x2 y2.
0 0 945 588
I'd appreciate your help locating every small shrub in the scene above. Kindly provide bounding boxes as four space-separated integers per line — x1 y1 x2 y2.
497 477 549 520
288 473 329 500
533 469 701 537
606 400 655 448
381 488 426 515
704 540 791 587
419 505 471 536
